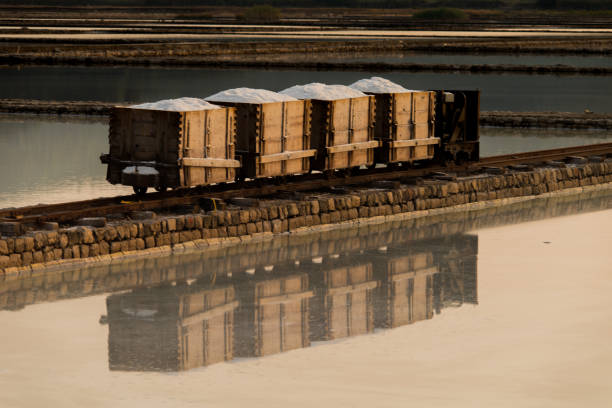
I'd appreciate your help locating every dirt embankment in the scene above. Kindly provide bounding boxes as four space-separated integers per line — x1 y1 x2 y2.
2 99 611 129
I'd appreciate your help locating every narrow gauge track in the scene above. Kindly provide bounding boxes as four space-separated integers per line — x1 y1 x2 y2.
2 143 612 226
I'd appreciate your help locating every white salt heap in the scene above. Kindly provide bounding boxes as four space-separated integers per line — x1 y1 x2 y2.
349 77 417 94
130 97 221 111
205 88 297 103
280 83 367 101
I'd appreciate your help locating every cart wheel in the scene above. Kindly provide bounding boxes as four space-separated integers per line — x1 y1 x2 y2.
155 186 167 193
133 186 148 196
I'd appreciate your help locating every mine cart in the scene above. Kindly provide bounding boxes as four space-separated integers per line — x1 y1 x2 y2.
308 257 378 341
309 96 379 172
234 271 313 357
372 248 438 329
434 90 480 164
101 106 239 194
106 284 238 371
369 91 439 164
214 100 316 179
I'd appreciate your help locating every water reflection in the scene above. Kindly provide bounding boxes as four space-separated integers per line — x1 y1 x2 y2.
105 233 477 371
2 66 611 112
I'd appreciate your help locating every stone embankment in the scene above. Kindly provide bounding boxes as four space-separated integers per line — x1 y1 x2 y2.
2 186 610 312
2 99 611 129
1 160 611 278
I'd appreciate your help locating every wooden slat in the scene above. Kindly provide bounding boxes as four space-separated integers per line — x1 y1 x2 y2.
181 300 239 327
257 149 317 164
327 281 378 296
390 267 438 282
390 138 440 148
181 157 241 168
326 140 379 154
257 290 314 306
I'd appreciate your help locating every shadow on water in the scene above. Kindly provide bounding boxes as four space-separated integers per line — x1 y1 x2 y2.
1 187 611 372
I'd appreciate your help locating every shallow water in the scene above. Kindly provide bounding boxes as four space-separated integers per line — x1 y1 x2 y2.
1 189 611 407
0 117 609 209
2 65 612 112
301 52 612 67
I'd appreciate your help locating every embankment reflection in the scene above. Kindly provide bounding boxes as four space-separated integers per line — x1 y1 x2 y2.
105 233 477 371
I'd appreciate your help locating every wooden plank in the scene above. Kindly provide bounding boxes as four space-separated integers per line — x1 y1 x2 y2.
181 300 239 327
390 267 438 282
327 281 378 296
390 138 440 148
181 157 241 168
257 290 314 306
327 140 379 153
257 149 317 164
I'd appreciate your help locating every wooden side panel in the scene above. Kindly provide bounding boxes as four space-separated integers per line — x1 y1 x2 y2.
259 102 283 176
179 286 236 370
106 107 182 188
180 108 237 187
254 275 311 356
323 96 376 171
323 263 375 340
383 253 437 328
373 91 438 163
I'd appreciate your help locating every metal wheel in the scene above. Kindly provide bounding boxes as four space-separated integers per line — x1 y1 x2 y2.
133 186 148 195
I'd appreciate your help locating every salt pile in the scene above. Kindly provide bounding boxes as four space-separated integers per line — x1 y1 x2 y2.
280 83 367 101
349 77 416 94
130 97 221 111
205 88 297 103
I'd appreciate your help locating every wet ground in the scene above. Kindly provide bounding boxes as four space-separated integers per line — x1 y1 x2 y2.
1 189 611 407
0 116 609 209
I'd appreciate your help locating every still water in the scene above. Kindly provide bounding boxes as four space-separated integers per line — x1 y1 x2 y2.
2 66 611 112
0 116 609 209
1 189 611 407
287 52 612 67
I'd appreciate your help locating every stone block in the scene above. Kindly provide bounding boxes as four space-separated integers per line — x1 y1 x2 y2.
80 245 90 258
0 222 22 236
135 239 145 251
21 251 33 266
0 240 8 255
239 210 250 224
144 236 156 248
72 245 81 258
263 221 272 233
53 248 63 260
185 215 195 229
110 242 122 253
310 200 320 214
32 251 44 264
99 241 110 255
237 224 247 236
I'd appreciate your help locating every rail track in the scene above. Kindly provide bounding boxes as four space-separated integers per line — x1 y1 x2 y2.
1 143 612 226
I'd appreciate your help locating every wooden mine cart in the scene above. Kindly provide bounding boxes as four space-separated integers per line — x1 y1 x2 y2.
214 100 316 179
234 272 313 357
370 91 439 164
106 284 238 371
309 259 378 341
101 106 239 194
309 96 379 172
373 250 438 329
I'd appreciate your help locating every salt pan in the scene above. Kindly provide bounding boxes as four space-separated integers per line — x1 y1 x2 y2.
130 97 221 111
205 88 297 104
280 83 366 101
349 77 420 94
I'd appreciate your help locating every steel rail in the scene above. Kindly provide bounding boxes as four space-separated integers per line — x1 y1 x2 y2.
1 143 611 225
